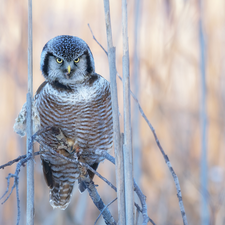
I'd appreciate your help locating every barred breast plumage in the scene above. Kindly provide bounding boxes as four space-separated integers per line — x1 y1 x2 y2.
35 75 113 209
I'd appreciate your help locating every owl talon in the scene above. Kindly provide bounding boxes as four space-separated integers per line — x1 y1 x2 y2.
53 128 79 155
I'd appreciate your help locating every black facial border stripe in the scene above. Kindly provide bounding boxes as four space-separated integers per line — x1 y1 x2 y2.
84 50 93 74
42 52 54 77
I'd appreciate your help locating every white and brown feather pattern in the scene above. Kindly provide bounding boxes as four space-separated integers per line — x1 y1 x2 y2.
35 74 113 209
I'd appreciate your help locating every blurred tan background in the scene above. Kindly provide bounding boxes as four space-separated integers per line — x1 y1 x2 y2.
0 0 225 224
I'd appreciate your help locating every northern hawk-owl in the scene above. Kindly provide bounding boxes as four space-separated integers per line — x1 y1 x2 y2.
14 35 113 209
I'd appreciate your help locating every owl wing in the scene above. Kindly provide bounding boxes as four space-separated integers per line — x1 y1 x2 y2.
13 82 47 137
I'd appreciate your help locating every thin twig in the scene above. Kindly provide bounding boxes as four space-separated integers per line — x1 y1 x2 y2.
94 197 117 225
0 153 35 225
88 23 108 56
133 180 149 225
134 203 156 225
0 152 40 170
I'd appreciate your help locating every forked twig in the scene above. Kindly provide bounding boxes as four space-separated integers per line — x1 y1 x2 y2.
88 23 108 56
94 198 117 225
0 152 38 225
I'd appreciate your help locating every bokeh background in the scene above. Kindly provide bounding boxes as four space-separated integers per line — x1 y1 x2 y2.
0 0 225 224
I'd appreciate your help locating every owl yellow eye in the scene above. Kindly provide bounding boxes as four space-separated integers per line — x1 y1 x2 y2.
74 58 80 63
56 58 63 64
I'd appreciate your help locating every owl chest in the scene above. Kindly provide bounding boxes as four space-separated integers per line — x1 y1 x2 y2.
36 88 106 142
38 94 92 136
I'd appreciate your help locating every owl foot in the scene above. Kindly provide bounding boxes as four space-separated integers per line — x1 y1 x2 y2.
51 127 80 155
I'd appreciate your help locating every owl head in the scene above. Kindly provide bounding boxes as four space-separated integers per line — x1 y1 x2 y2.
40 35 95 86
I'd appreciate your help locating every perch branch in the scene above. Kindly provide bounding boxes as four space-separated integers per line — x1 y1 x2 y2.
34 135 117 192
79 171 116 225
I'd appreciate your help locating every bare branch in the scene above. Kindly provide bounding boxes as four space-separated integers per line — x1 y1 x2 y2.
0 152 36 225
133 181 149 225
0 152 40 170
94 198 117 225
79 171 117 225
134 203 156 225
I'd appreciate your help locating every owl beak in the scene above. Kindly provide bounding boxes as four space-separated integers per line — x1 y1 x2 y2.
67 65 71 74
65 65 72 79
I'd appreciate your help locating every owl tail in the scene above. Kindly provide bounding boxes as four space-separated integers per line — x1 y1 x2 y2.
41 158 79 210
49 182 74 210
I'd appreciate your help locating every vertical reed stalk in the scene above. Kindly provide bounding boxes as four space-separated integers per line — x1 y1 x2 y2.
26 0 34 224
122 0 134 224
103 1 126 224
